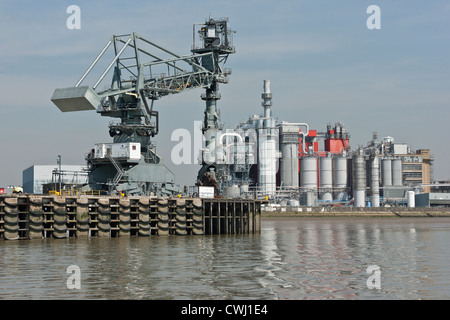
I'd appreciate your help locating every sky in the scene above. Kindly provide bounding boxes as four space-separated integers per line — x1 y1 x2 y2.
0 0 449 188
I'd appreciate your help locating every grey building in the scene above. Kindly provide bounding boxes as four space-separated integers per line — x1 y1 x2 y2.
23 165 88 194
415 193 450 207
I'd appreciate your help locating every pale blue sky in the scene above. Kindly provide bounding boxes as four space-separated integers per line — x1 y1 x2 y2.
1 0 449 187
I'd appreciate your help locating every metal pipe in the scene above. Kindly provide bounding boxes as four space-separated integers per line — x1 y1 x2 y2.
116 38 187 74
93 37 132 90
137 35 211 74
75 40 112 87
279 121 309 135
218 133 243 145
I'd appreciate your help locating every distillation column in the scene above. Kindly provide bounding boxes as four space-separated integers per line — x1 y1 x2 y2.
353 148 366 207
370 153 380 207
257 80 277 195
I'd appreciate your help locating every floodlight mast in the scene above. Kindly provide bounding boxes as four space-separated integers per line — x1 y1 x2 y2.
50 17 235 195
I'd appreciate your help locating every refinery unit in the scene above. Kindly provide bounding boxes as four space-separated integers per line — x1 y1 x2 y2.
200 78 433 208
46 17 435 208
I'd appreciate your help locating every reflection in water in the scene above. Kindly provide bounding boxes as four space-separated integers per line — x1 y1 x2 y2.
1 218 450 299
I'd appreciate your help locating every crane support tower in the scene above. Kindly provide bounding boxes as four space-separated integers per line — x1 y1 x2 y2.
51 17 235 196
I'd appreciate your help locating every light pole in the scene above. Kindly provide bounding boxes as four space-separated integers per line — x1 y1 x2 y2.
57 155 62 194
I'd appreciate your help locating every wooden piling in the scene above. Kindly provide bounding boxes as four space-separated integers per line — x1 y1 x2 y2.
29 196 44 239
4 198 19 240
76 197 90 238
53 197 67 239
98 198 111 237
119 198 131 237
0 195 264 240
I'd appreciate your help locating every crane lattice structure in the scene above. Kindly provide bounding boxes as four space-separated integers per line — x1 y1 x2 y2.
51 17 235 195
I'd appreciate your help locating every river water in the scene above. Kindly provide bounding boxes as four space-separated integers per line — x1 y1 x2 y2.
1 217 450 300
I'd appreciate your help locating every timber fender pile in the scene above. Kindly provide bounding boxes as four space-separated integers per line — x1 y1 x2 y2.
157 199 170 236
138 198 150 236
192 198 204 235
76 198 90 238
119 199 131 237
29 196 44 239
0 195 263 240
53 197 67 239
175 198 187 235
4 198 19 240
97 198 111 237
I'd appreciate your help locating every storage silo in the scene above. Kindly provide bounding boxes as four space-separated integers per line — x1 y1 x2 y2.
319 157 333 201
381 159 392 187
300 157 318 190
305 191 316 207
407 190 415 208
370 155 380 207
392 159 403 186
333 156 348 201
279 123 300 188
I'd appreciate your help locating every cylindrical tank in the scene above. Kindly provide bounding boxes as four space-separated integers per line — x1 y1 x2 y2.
370 155 380 207
280 143 299 188
353 150 366 207
300 157 317 190
319 157 333 201
333 157 348 201
382 159 392 186
392 159 402 186
304 191 316 207
258 135 277 195
407 191 415 208
224 185 241 198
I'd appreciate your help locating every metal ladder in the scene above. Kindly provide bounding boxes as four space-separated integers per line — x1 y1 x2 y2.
106 154 126 190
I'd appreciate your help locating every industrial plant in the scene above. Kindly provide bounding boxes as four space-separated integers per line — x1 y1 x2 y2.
35 17 437 208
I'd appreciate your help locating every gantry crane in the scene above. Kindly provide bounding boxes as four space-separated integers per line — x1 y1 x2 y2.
51 17 235 195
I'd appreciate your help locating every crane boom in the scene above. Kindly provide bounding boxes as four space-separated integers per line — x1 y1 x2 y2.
50 17 235 196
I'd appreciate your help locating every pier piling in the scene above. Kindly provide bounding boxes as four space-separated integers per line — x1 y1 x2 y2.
0 195 264 240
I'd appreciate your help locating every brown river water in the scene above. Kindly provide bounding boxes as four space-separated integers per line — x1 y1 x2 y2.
1 217 450 300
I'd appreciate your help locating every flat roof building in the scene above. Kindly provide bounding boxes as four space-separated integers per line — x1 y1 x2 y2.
23 165 88 194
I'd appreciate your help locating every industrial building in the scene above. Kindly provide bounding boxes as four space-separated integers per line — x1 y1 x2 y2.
43 17 436 208
205 80 436 208
23 165 88 194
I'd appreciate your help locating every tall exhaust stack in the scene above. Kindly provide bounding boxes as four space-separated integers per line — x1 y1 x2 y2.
258 80 277 196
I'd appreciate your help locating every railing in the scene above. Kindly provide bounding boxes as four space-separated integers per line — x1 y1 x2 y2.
48 190 108 196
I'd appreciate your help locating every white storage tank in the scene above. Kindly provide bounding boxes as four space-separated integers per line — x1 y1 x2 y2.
352 150 366 207
392 159 403 186
319 157 333 201
407 191 415 208
382 159 392 186
280 143 299 188
333 157 348 201
300 157 317 190
224 185 241 198
370 155 380 207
